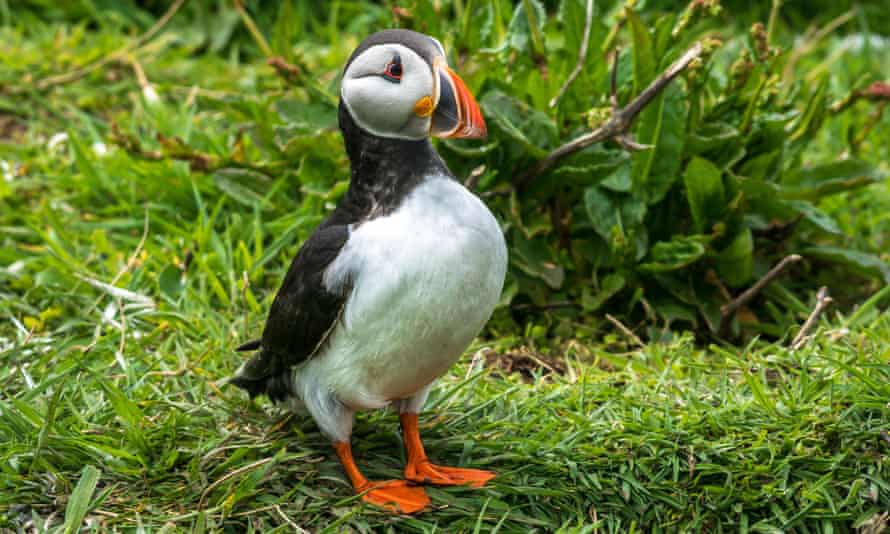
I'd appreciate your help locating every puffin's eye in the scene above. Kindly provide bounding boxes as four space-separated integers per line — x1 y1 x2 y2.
383 54 402 82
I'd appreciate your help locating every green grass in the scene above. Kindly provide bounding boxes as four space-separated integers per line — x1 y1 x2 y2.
1 1 889 531
1 317 889 531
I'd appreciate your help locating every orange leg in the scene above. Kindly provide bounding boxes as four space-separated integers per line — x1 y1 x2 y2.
400 413 495 488
334 441 430 514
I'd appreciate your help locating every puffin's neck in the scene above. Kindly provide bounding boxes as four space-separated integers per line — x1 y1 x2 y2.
338 102 450 218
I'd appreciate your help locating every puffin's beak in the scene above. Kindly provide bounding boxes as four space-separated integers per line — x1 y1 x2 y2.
431 64 486 139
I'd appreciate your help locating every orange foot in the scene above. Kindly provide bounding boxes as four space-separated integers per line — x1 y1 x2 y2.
405 461 495 488
358 479 430 514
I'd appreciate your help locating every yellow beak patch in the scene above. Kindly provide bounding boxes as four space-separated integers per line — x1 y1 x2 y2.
413 95 434 117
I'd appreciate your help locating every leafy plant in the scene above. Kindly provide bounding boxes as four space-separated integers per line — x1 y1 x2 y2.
2 1 887 347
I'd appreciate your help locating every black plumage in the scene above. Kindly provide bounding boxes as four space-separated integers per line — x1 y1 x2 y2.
231 96 450 401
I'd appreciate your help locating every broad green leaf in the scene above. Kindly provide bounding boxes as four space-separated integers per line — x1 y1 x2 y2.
271 0 298 60
507 0 546 55
63 465 101 534
583 186 646 243
631 82 686 204
789 79 828 143
652 14 675 60
736 176 780 198
584 186 619 241
600 161 632 192
275 100 337 132
560 0 601 57
582 272 626 311
804 246 890 283
651 297 698 324
481 91 557 158
639 235 709 273
781 159 883 200
626 9 656 93
214 171 266 207
714 229 754 287
158 264 184 299
693 278 726 333
684 156 725 233
207 9 241 53
686 122 740 155
738 149 782 182
785 200 841 235
553 150 629 187
512 234 565 290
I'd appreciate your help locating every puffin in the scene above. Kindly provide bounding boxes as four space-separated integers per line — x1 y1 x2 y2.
230 29 507 514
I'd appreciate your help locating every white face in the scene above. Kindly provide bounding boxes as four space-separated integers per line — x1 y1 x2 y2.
341 44 438 140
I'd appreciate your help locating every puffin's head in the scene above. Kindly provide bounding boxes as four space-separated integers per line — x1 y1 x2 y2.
340 29 486 141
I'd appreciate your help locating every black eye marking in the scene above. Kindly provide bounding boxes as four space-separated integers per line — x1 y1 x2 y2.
383 53 403 83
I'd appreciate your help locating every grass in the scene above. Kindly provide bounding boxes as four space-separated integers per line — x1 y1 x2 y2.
1 1 889 531
1 317 888 531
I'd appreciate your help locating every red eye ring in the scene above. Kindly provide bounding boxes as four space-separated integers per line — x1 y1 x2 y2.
383 54 403 82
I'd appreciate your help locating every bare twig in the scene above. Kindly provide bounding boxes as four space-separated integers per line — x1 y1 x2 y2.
110 124 279 176
831 81 890 113
129 55 161 103
719 254 802 333
518 41 704 188
791 286 833 350
35 0 186 90
275 505 310 534
267 56 302 83
549 0 594 108
605 314 645 348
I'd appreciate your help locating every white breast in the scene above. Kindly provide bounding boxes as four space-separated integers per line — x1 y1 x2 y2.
303 176 507 409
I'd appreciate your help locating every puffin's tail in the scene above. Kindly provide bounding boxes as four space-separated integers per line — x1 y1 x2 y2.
229 341 293 401
229 339 266 397
235 339 261 352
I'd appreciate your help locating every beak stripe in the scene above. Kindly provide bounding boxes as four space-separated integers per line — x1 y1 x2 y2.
446 67 486 138
431 66 487 139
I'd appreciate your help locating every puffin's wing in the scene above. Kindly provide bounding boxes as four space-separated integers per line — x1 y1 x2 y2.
230 224 351 400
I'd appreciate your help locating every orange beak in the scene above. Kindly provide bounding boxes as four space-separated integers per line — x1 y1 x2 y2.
431 66 487 139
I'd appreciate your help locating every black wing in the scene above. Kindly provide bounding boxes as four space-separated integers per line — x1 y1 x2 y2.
230 224 351 401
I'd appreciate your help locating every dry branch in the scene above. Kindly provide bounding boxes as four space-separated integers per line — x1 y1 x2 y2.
518 41 704 188
719 254 802 333
605 313 645 348
791 286 833 350
268 56 302 83
110 124 279 176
